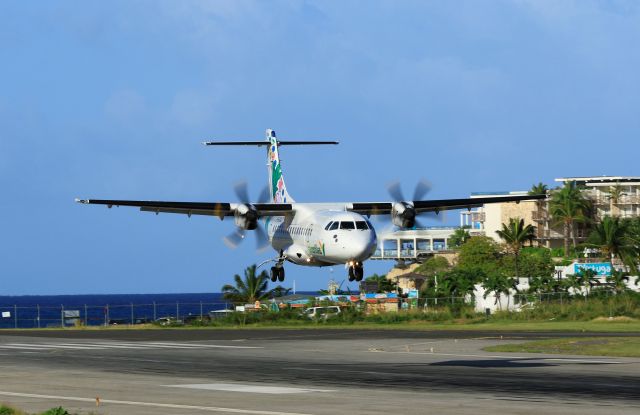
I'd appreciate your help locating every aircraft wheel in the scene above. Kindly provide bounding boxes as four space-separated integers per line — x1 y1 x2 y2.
348 266 355 282
270 267 278 282
355 266 364 282
277 267 285 282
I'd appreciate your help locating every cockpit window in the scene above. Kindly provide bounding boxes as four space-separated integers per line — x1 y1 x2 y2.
356 221 368 230
325 221 333 230
329 221 339 231
340 221 355 230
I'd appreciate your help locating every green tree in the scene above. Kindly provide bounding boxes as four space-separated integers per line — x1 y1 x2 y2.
549 181 591 257
576 268 599 296
221 264 273 303
496 217 536 279
529 182 548 241
448 227 471 248
586 216 639 275
516 248 556 293
364 273 397 293
605 183 627 217
606 268 629 293
415 256 450 277
456 236 503 277
270 285 292 298
482 272 514 310
529 182 549 197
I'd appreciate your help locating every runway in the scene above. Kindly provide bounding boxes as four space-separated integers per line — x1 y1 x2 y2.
1 329 639 414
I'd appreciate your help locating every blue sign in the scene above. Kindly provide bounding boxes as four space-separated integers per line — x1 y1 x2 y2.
574 263 612 276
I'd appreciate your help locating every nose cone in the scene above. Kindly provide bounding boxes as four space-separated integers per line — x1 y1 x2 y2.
351 229 378 261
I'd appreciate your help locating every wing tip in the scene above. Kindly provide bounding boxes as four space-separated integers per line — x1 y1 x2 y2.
75 198 89 204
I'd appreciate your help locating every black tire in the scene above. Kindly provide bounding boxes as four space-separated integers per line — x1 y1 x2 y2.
355 266 364 282
270 267 278 282
348 266 355 282
277 267 285 282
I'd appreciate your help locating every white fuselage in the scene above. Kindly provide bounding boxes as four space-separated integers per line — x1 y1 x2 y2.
265 205 377 266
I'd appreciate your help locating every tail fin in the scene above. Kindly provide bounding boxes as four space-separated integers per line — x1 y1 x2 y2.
202 130 338 204
266 129 295 203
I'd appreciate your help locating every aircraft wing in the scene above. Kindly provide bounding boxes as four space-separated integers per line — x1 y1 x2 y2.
75 199 293 218
349 194 546 215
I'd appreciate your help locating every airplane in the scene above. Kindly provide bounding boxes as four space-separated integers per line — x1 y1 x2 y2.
77 129 546 283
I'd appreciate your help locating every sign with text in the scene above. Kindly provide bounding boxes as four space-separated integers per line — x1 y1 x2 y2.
574 263 612 276
1 311 10 318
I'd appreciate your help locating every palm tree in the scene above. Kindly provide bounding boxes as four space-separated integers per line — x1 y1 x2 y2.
221 264 273 304
364 273 397 293
586 216 639 275
449 227 471 248
529 183 548 244
606 269 629 293
482 273 513 310
496 217 536 279
576 268 599 296
605 183 627 217
549 181 591 257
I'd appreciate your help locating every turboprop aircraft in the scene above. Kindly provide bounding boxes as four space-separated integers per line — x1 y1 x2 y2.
77 129 545 283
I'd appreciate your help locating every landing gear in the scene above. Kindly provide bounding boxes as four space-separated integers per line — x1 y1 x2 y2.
270 266 285 282
348 263 364 282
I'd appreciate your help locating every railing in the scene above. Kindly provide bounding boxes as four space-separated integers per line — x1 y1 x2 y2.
0 302 232 329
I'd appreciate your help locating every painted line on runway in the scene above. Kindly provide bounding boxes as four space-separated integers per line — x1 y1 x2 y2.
147 342 263 349
166 383 335 394
367 349 624 363
0 391 313 415
4 343 109 350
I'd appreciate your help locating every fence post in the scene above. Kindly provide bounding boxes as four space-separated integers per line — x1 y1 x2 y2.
14 305 17 329
176 302 179 320
200 301 203 320
84 304 88 326
153 301 157 321
131 303 134 325
37 304 41 329
61 304 64 328
105 304 109 327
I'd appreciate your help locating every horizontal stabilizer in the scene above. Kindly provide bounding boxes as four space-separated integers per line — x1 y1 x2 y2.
203 140 338 146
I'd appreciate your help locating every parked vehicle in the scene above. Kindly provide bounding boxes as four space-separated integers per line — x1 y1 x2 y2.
154 317 183 326
303 306 341 319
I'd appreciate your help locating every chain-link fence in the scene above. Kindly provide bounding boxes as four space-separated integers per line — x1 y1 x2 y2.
0 289 629 328
0 302 233 329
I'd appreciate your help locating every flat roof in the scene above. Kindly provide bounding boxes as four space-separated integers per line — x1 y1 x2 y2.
555 176 640 183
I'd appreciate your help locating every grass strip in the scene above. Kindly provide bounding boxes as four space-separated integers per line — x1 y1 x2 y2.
484 336 640 357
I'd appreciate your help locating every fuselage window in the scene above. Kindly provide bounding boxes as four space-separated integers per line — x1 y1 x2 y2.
325 222 333 230
356 221 368 230
340 221 355 230
329 221 339 231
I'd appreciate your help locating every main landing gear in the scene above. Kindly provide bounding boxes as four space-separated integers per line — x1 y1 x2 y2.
270 265 285 282
348 262 364 282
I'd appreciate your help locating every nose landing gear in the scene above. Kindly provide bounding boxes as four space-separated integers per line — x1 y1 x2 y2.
348 262 364 282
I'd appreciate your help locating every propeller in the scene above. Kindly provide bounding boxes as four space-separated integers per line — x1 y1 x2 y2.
223 181 271 251
385 179 445 228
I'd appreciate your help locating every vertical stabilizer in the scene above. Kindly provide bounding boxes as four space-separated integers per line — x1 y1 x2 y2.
266 129 295 203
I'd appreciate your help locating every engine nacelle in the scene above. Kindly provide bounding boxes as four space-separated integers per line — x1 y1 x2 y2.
234 204 259 230
392 202 416 228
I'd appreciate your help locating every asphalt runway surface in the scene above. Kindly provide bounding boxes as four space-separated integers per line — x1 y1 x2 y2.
1 328 639 414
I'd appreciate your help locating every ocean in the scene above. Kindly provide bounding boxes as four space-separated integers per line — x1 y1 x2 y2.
0 293 236 329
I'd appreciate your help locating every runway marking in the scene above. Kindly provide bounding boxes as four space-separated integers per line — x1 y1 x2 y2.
0 391 313 415
367 349 624 363
0 341 263 352
166 383 335 394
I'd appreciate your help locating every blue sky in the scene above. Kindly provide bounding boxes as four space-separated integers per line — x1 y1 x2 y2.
1 1 639 295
